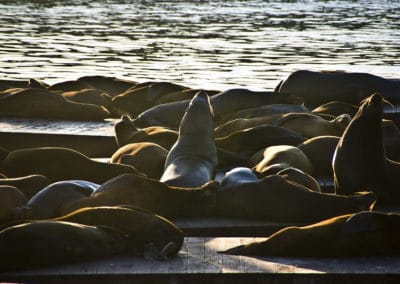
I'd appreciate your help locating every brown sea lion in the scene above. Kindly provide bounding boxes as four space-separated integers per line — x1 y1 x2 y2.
47 79 93 92
0 79 29 90
312 101 359 117
0 185 27 223
157 88 220 104
62 174 219 219
0 88 110 120
112 82 188 116
0 147 143 183
277 167 321 193
161 91 218 188
333 93 400 204
54 206 184 260
276 70 400 107
214 112 350 139
0 220 126 272
110 142 168 179
0 174 51 199
213 174 375 223
61 88 113 111
114 115 178 150
77 75 137 97
221 211 400 257
134 88 302 129
215 125 305 157
20 180 99 220
250 145 314 175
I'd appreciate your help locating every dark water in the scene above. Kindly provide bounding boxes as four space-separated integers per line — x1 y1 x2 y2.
0 0 399 134
1 0 399 92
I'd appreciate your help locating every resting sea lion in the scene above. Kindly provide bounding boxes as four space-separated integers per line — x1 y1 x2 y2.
214 174 375 223
61 88 113 112
0 174 51 199
77 75 137 96
0 220 125 272
115 115 178 149
157 88 220 104
161 91 217 188
110 142 168 179
312 101 359 117
0 147 143 183
54 206 183 260
0 185 27 223
220 167 259 187
221 211 400 257
276 70 400 107
277 167 321 192
62 174 219 219
333 93 400 204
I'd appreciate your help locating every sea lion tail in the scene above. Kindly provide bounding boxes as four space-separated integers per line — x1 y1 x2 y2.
218 245 246 255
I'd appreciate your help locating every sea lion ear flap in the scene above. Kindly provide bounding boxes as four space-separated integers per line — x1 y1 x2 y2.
334 113 351 127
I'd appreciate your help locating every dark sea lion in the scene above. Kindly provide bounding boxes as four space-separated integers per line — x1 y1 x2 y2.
250 145 314 175
112 82 187 116
28 78 49 89
0 174 51 199
161 91 217 188
110 142 168 179
215 125 305 157
63 174 219 219
157 88 220 104
298 135 340 179
277 167 321 193
0 220 125 272
221 211 400 257
0 88 110 120
47 79 93 92
54 206 184 260
134 89 302 129
214 174 375 222
115 115 178 149
220 167 259 187
223 103 309 122
333 93 400 204
1 147 143 183
312 101 359 117
382 119 400 161
0 185 27 223
276 70 400 107
77 75 137 97
0 79 29 90
61 88 113 111
21 180 99 220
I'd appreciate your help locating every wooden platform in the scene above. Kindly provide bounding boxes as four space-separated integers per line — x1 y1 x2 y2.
1 237 400 283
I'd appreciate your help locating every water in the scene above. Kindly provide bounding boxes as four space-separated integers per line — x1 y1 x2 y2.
1 0 399 92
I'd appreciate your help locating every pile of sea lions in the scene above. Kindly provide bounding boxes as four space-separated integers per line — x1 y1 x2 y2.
0 70 400 271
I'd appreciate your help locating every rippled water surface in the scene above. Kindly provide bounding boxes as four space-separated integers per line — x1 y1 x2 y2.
1 0 399 91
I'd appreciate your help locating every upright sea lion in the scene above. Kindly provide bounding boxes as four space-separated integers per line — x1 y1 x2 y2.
0 220 126 272
110 142 168 179
54 206 184 260
213 174 375 223
21 180 99 220
114 115 178 150
0 147 143 183
161 91 218 188
63 174 219 219
276 70 400 107
221 211 400 257
333 93 400 204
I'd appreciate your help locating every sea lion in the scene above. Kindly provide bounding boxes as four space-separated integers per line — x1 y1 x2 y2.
0 147 143 183
112 82 188 116
62 173 219 219
0 79 29 90
114 115 178 150
277 167 321 193
134 88 302 129
220 167 259 187
110 142 168 179
54 206 184 260
276 70 400 107
157 88 220 104
333 93 400 204
298 135 340 179
0 88 110 120
61 88 113 113
312 101 359 117
221 211 400 257
161 91 218 188
215 125 305 158
47 79 93 92
77 75 137 97
0 220 126 272
0 185 27 223
214 112 350 139
20 180 99 220
0 174 51 199
250 145 314 176
214 174 375 222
